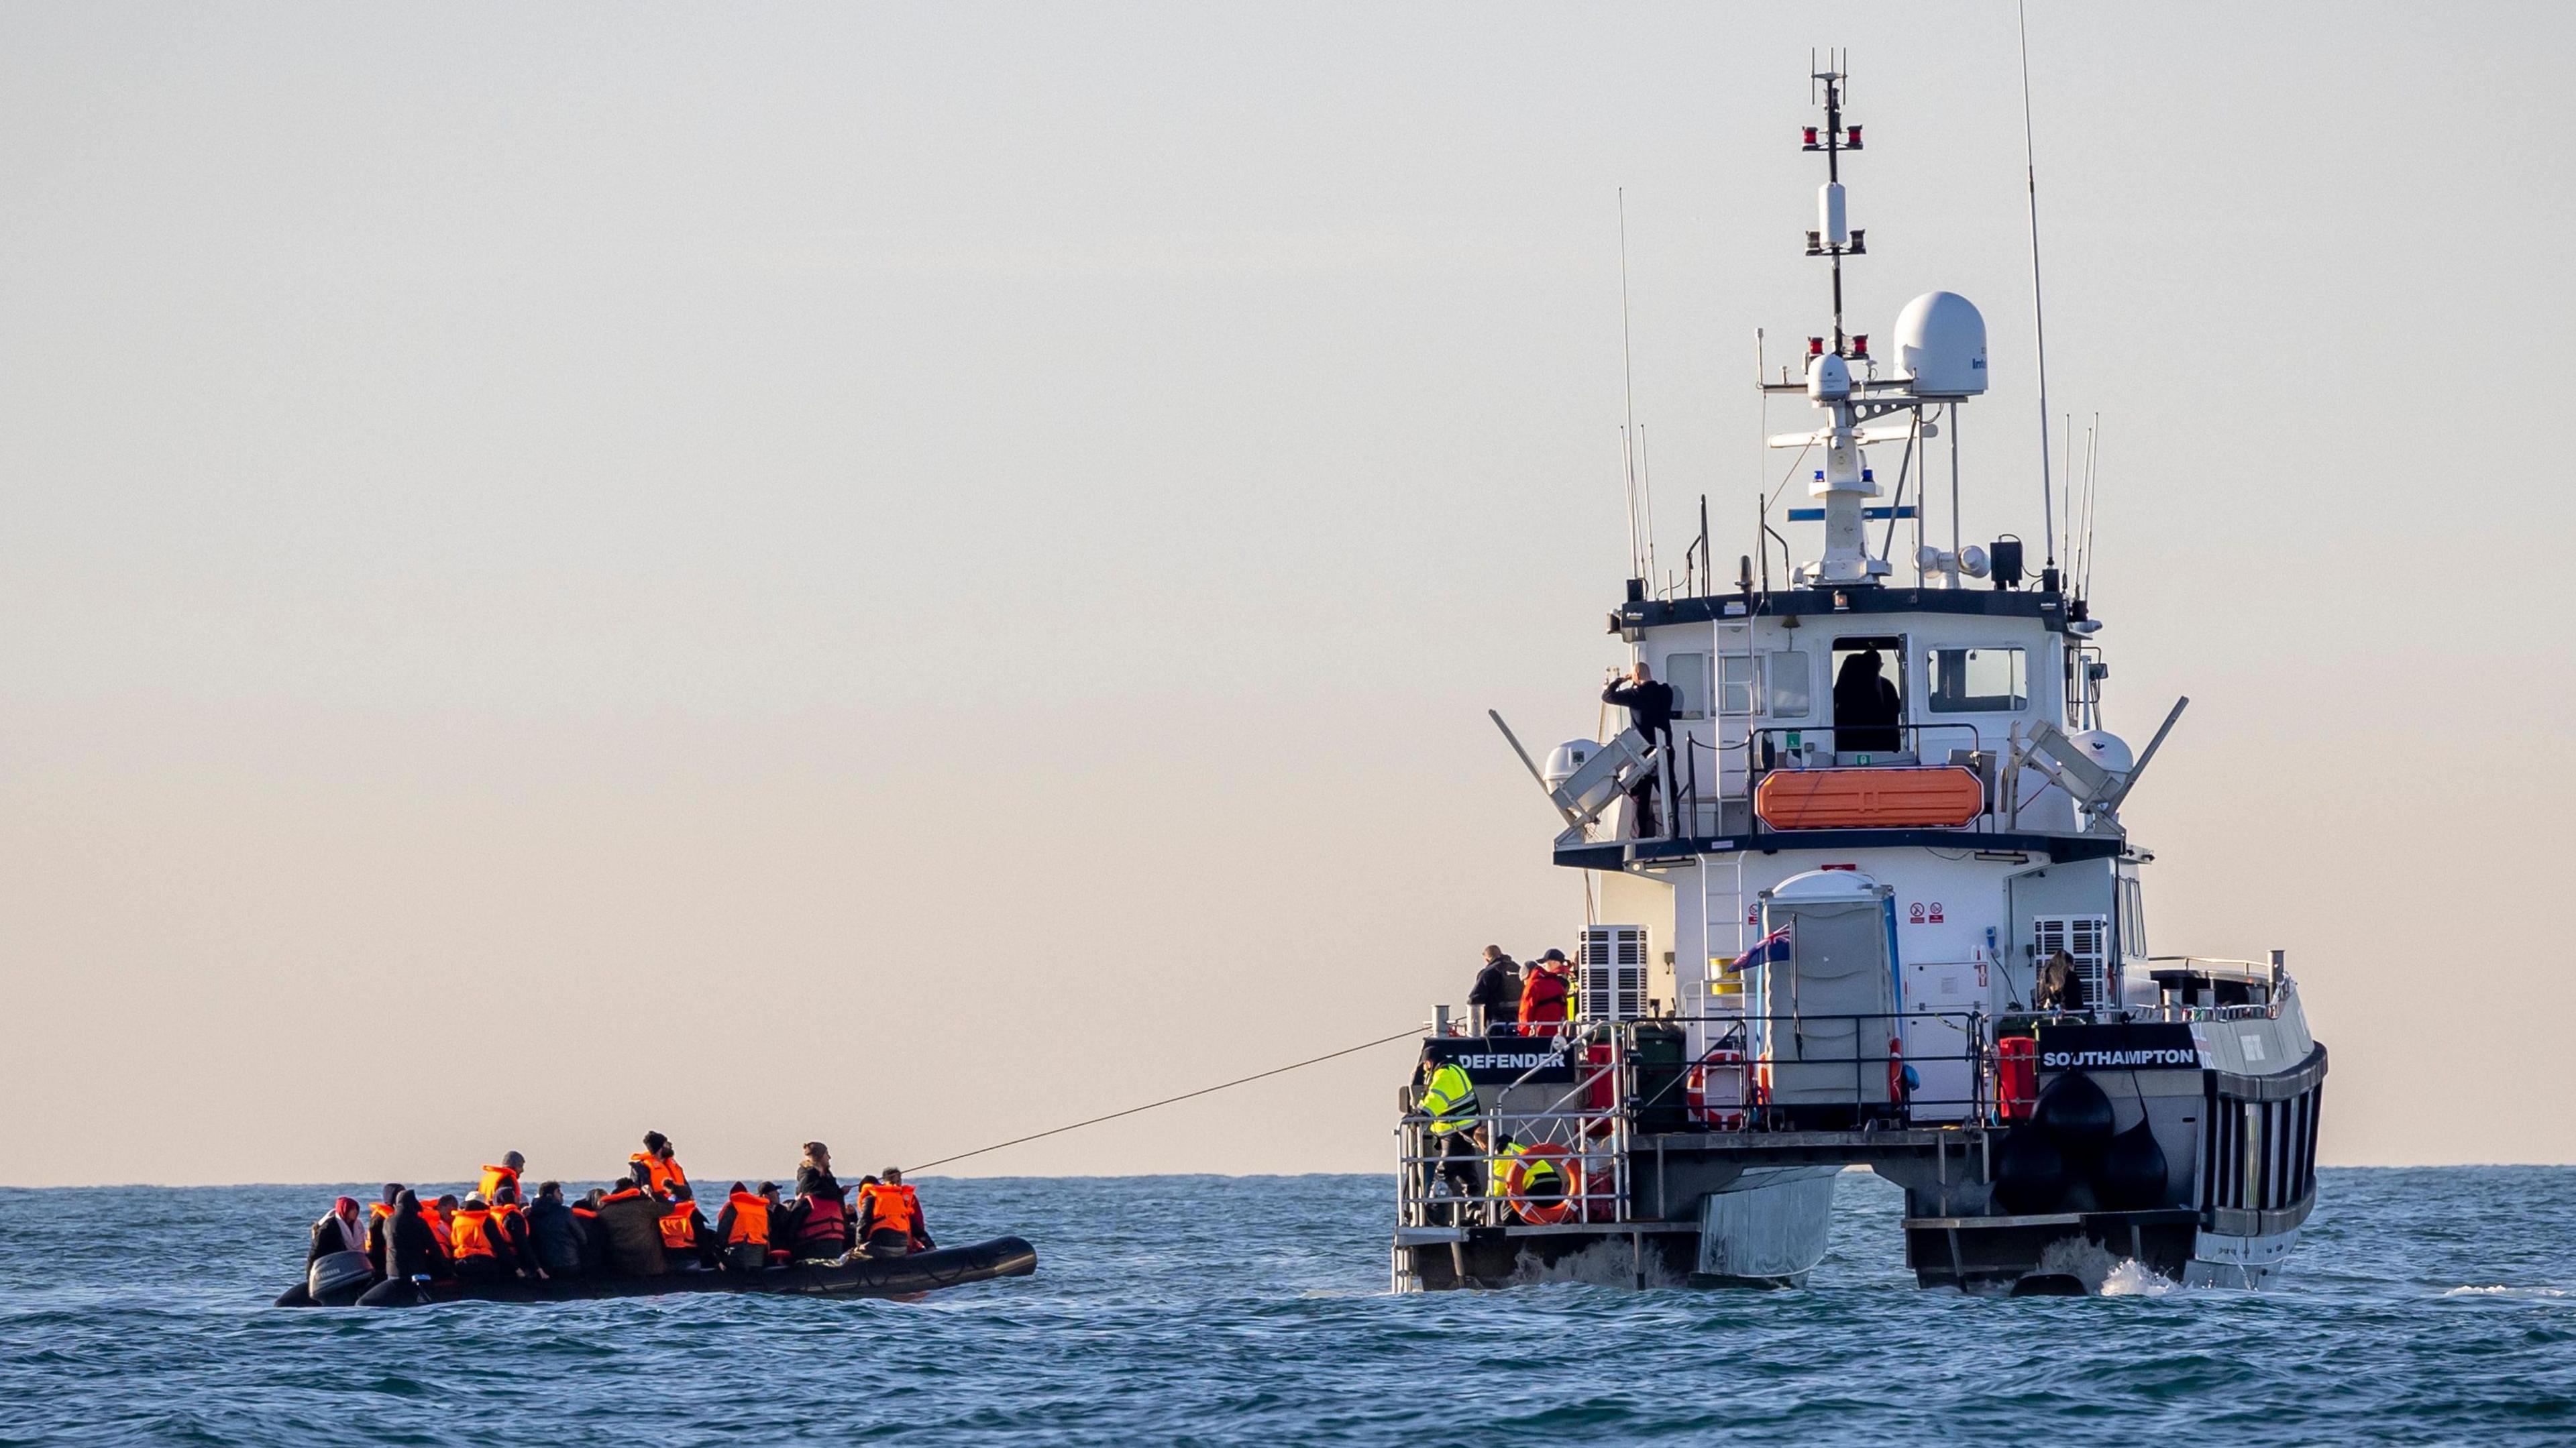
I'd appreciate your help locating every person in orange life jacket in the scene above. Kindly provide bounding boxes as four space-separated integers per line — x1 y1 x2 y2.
382 1189 451 1283
714 1181 775 1272
447 1194 529 1284
1519 949 1573 1035
423 1194 460 1256
524 1180 588 1278
308 1196 366 1266
364 1184 404 1280
631 1131 688 1199
855 1168 934 1258
488 1182 547 1281
478 1152 526 1203
591 1168 672 1277
657 1181 716 1270
782 1142 853 1263
757 1182 790 1262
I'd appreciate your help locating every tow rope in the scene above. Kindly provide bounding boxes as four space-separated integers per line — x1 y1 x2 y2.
908 1024 1428 1174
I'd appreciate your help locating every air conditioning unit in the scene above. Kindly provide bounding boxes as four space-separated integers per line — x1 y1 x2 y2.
2032 914 2109 1010
1581 925 1649 1022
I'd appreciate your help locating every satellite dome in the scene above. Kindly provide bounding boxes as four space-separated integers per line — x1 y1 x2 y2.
1894 291 1987 397
2067 728 2134 777
1542 740 1597 789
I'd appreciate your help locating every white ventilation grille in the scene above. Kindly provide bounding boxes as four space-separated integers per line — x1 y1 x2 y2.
2033 914 2109 1010
1581 924 1649 1022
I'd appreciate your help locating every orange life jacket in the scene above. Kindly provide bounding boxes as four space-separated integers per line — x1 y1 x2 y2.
368 1201 394 1223
420 1203 451 1250
859 1182 918 1238
792 1191 847 1249
478 1164 521 1201
658 1208 699 1251
449 1207 499 1260
492 1201 526 1243
1519 967 1571 1029
724 1192 771 1245
629 1152 688 1196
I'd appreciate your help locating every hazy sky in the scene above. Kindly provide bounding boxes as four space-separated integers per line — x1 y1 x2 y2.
3 3 2569 1186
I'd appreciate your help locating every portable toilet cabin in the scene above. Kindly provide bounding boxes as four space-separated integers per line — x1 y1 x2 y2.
1754 869 1902 1127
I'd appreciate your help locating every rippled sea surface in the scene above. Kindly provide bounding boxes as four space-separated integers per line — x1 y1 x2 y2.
3 1167 2573 1444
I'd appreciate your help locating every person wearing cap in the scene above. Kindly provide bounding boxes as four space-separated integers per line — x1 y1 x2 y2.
1414 1047 1482 1223
629 1131 688 1199
1519 949 1574 1036
308 1196 366 1266
1467 946 1523 1036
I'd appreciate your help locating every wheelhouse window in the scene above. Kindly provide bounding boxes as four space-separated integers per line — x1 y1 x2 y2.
1766 651 1811 718
1925 647 2027 713
1829 636 1904 753
1664 652 1709 720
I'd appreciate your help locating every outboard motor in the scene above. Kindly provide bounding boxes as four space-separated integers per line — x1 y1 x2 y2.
307 1250 374 1307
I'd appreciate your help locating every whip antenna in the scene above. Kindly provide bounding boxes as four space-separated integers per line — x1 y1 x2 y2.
2017 1 2057 577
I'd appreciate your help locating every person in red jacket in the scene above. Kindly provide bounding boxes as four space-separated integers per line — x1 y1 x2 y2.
1519 949 1573 1036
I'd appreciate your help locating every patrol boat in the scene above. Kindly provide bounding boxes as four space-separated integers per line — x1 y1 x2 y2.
1394 64 2326 1294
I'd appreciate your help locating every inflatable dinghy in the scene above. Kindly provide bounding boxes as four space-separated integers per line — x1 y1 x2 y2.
274 1236 1036 1308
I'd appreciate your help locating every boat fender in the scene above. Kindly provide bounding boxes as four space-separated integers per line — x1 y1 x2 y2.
2032 1070 2114 1163
306 1250 375 1307
2092 1119 2171 1211
1990 1125 2068 1215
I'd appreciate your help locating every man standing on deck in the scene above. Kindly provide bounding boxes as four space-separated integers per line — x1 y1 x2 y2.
1467 946 1523 1036
1602 660 1677 836
1415 1049 1483 1224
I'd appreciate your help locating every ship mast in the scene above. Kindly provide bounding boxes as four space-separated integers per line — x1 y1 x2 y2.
1794 60 1887 587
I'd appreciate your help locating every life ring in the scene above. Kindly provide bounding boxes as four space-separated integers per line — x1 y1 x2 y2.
1685 1051 1748 1130
1499 1144 1584 1225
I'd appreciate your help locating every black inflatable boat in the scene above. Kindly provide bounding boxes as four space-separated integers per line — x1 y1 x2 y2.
276 1236 1036 1308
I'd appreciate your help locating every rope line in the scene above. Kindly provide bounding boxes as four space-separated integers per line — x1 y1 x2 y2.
908 1025 1428 1174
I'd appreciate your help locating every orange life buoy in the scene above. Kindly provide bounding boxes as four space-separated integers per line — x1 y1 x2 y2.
1500 1144 1584 1225
1685 1050 1748 1129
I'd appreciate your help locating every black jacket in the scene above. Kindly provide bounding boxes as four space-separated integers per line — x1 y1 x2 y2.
385 1209 447 1280
308 1212 366 1266
1603 679 1677 741
525 1197 587 1276
591 1190 669 1276
1468 958 1522 1021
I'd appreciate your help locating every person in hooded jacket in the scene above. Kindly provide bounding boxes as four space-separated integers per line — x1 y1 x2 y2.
590 1169 671 1277
308 1196 366 1266
364 1182 404 1280
572 1188 609 1274
382 1189 450 1283
525 1180 588 1278
782 1142 853 1263
1831 649 1902 754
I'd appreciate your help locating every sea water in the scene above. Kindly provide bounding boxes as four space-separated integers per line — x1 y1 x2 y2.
2 1167 2571 1444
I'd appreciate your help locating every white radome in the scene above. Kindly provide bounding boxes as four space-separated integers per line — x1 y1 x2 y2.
1894 290 1988 397
1542 740 1597 789
2068 728 2135 777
